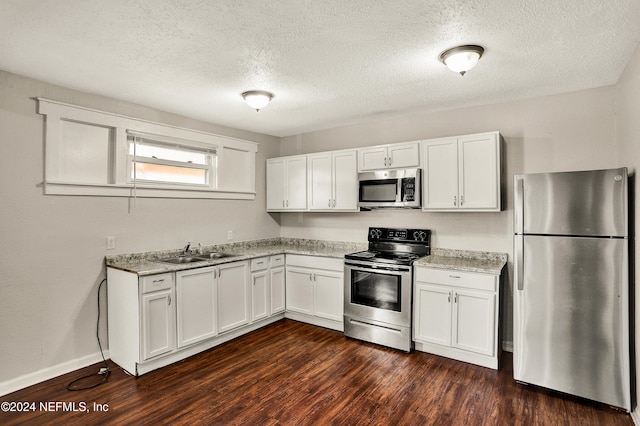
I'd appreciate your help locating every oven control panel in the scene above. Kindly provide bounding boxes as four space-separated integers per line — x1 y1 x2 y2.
368 227 431 243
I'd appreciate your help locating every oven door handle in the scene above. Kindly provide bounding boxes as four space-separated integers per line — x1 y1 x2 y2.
345 261 411 273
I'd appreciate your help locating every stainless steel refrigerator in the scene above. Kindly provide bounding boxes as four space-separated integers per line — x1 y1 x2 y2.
513 167 631 411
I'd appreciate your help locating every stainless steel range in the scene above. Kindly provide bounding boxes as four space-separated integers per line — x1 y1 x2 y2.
344 227 431 352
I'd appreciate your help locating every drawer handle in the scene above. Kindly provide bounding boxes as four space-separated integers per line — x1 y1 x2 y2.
153 279 165 285
449 275 461 279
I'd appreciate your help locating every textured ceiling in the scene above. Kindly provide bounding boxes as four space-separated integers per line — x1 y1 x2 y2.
1 0 639 137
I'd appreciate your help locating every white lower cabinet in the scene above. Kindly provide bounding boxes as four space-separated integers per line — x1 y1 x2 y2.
217 260 251 333
176 267 217 349
251 257 270 322
413 266 500 369
285 254 344 331
141 280 175 360
270 255 286 314
107 259 283 376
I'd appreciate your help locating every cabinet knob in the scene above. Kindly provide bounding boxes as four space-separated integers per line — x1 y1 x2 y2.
460 195 464 206
168 295 172 306
453 195 457 206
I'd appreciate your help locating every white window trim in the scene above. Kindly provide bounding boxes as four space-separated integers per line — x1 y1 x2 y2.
127 131 217 190
37 98 258 199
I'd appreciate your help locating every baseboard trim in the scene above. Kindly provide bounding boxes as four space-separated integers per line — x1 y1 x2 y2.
0 350 109 397
503 340 513 353
632 409 639 425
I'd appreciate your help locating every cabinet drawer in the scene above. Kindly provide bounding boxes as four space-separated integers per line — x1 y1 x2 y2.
251 257 269 271
415 267 497 292
140 273 174 293
270 254 285 267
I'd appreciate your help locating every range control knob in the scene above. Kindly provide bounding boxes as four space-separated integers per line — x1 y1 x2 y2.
369 228 382 240
413 231 427 241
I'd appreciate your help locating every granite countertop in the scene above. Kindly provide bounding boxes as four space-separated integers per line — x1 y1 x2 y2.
414 248 508 275
106 238 508 276
105 238 367 276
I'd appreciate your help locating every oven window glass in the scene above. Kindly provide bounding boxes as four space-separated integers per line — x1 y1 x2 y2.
360 179 398 202
350 270 401 311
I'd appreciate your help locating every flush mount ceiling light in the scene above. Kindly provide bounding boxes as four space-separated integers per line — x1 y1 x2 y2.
439 45 484 76
242 90 273 112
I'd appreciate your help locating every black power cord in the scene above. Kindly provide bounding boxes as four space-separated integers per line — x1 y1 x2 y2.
67 278 111 391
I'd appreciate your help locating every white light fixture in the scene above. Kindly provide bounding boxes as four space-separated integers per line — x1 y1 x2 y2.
439 45 484 76
242 90 273 111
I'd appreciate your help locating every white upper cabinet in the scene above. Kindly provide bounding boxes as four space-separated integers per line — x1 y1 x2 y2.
266 155 307 211
422 132 501 212
358 141 420 171
307 150 358 211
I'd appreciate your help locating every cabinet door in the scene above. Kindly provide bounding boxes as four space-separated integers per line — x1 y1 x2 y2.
176 268 217 348
452 289 496 356
358 146 388 171
307 152 333 210
413 283 452 346
422 138 458 210
285 267 314 315
141 289 175 360
458 133 500 210
286 156 307 210
332 150 358 210
313 270 343 321
266 158 285 210
270 266 286 314
217 261 250 333
387 142 420 168
251 270 269 322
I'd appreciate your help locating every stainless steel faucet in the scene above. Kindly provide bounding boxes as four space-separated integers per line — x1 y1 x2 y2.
183 242 191 255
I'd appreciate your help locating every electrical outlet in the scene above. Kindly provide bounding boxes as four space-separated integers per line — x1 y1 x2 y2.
227 230 233 240
106 236 116 250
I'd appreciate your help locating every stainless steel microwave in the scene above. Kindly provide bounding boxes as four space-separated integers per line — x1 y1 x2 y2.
358 168 421 209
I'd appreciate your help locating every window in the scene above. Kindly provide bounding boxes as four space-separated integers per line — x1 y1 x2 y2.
127 133 216 188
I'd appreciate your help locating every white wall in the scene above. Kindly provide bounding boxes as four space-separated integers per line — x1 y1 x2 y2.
279 84 620 352
0 71 281 391
615 44 640 418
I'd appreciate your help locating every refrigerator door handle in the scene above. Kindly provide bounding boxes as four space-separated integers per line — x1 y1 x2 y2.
514 175 524 234
515 234 524 290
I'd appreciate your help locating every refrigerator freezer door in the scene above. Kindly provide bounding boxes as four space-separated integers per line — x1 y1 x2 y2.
515 168 627 237
514 235 630 410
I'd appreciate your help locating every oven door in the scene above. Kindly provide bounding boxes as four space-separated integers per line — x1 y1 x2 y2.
344 260 412 327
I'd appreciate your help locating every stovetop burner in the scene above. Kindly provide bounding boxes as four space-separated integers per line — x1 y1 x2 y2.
345 250 423 265
345 227 431 266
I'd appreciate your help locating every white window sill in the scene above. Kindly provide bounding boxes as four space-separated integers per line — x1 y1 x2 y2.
43 181 256 200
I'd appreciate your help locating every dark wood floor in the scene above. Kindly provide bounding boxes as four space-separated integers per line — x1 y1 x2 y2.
0 319 633 425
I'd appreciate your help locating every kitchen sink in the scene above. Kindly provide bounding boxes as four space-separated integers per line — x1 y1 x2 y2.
196 252 239 259
160 256 207 264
